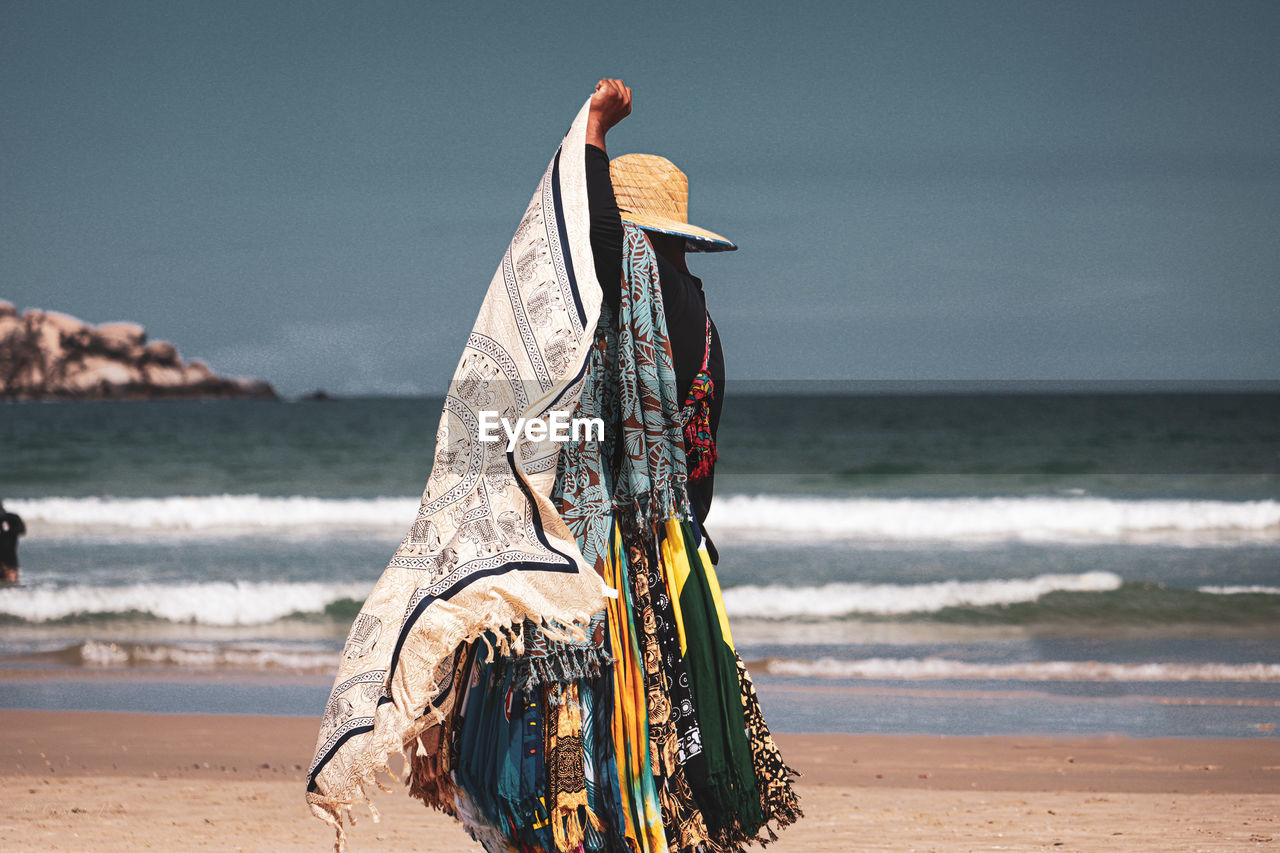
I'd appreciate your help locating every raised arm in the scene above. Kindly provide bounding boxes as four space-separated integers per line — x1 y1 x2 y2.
585 79 631 315
586 78 631 154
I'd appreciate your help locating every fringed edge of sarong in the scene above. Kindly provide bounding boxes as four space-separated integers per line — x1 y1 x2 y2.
406 717 458 817
511 643 613 697
305 596 602 853
736 655 805 849
551 789 606 853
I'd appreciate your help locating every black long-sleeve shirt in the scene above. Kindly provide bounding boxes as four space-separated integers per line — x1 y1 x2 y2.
584 145 724 534
0 511 24 568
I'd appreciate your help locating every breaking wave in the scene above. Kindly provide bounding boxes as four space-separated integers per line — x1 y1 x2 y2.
707 494 1280 543
3 574 1278 628
72 639 340 671
722 576 1280 625
758 656 1280 682
8 494 1279 544
720 572 1125 618
9 495 415 532
0 581 370 626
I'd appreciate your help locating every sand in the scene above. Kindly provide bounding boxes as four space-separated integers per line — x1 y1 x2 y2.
2 710 1278 851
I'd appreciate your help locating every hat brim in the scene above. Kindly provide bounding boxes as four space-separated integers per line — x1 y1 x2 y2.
620 210 737 253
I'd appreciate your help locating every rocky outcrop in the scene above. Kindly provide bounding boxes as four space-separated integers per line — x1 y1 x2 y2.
0 300 276 401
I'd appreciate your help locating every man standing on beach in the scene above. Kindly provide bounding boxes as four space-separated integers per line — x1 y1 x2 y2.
0 501 25 584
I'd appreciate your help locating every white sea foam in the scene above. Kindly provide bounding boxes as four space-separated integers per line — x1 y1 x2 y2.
0 581 371 626
760 656 1280 683
720 572 1124 619
0 573 1122 625
707 495 1280 544
77 639 339 671
10 495 417 532
9 494 1279 544
1198 585 1280 595
60 641 1280 681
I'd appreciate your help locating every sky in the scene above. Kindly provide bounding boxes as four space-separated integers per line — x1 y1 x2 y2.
3 0 1278 395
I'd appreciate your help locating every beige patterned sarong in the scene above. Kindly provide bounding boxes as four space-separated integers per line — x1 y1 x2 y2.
305 99 610 848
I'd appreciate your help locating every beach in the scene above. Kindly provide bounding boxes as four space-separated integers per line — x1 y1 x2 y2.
3 709 1277 851
2 394 1277 849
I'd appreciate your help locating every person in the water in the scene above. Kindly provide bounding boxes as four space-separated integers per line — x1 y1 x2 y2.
0 501 25 584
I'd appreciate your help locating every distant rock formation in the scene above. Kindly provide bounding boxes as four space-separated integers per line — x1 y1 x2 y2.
0 300 276 401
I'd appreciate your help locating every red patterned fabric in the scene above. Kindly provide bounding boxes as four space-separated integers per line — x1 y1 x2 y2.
675 313 717 483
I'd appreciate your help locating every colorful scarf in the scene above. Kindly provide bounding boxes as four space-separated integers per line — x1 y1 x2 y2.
605 525 669 853
510 612 611 697
660 518 763 841
624 524 712 852
605 225 797 849
306 99 612 850
674 313 717 483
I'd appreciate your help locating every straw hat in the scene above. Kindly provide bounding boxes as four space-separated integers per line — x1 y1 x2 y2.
608 154 737 253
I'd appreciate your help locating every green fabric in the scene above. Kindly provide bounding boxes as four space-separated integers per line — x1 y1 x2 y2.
670 520 764 838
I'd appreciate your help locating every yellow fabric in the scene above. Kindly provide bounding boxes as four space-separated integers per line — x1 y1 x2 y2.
660 519 734 653
698 548 735 652
549 683 603 853
605 523 668 853
604 532 642 852
658 517 691 655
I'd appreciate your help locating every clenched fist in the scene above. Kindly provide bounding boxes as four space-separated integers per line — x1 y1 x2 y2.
586 78 631 152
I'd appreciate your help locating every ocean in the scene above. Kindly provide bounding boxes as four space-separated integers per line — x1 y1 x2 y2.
1 392 1278 737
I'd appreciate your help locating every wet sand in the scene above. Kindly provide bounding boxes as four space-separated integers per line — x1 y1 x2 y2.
2 710 1277 851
